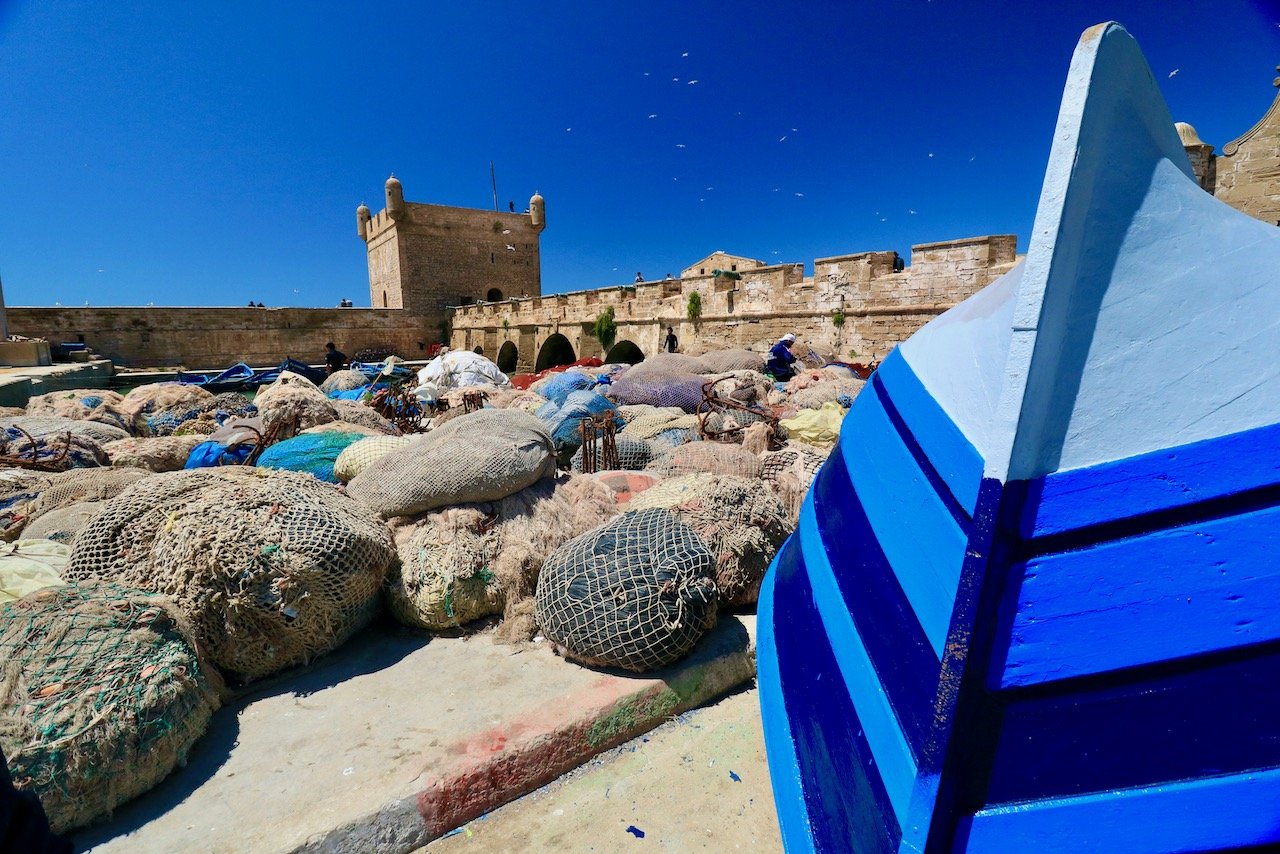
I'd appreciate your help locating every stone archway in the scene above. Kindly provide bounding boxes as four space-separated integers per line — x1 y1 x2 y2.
487 287 504 302
605 340 645 365
534 333 576 372
496 340 519 373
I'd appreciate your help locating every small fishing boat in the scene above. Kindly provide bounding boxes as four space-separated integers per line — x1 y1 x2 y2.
759 22 1280 853
177 358 326 391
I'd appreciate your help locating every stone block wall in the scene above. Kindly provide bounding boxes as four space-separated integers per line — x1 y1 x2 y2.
6 307 437 369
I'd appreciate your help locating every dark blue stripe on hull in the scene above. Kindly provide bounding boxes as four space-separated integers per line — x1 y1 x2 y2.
765 536 901 854
812 442 941 759
985 643 1280 805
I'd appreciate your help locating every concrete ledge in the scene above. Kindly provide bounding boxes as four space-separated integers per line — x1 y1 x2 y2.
80 615 756 853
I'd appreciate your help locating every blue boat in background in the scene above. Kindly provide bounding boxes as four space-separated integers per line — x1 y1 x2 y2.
759 22 1280 853
177 357 327 391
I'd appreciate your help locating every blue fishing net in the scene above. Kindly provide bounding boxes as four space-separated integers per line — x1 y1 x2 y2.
184 441 253 469
537 372 595 407
254 432 367 483
537 390 622 454
570 436 655 472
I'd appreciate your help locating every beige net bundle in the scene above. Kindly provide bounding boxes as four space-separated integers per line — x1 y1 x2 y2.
789 378 866 410
484 388 547 413
104 435 204 472
646 442 763 479
622 352 712 378
348 409 556 518
628 474 792 606
0 581 222 833
0 406 24 418
120 383 215 436
0 428 111 472
708 370 774 406
385 474 619 637
21 468 151 535
699 349 766 373
253 372 338 436
0 415 130 446
0 470 54 541
22 503 105 544
330 399 401 435
534 508 718 672
301 420 384 438
333 435 415 483
319 369 370 394
65 468 396 681
621 407 698 439
761 444 829 523
25 389 139 436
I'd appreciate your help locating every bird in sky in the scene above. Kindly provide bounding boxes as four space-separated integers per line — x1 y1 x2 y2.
688 79 699 85
675 143 686 148
909 209 918 214
1168 68 1179 78
928 152 935 158
795 192 804 197
681 51 689 57
648 114 658 119
672 77 680 82
779 135 787 142
566 127 572 132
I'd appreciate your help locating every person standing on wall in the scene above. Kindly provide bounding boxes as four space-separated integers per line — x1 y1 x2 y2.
766 333 798 381
664 326 679 353
324 341 347 375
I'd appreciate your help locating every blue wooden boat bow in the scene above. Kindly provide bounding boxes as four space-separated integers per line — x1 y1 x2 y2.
759 22 1280 853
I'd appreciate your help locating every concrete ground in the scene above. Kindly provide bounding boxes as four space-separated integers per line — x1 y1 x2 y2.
426 685 781 853
76 614 756 853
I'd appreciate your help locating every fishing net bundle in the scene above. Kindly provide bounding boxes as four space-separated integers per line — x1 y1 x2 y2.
604 373 709 413
105 435 212 475
591 471 663 506
534 508 717 672
788 378 866 410
535 391 623 455
20 468 151 537
532 372 596 406
65 468 396 681
618 406 697 437
332 435 415 483
24 389 138 436
254 432 366 483
0 428 111 472
329 399 400 435
21 504 105 545
570 436 655 473
319 369 371 394
622 353 712 377
699 349 766 373
628 474 792 606
0 407 23 418
645 442 763 479
158 392 261 439
120 384 216 437
0 415 129 446
347 409 557 518
0 581 222 833
760 444 829 523
385 474 618 635
253 372 338 436
483 388 547 414
707 371 774 407
0 471 54 541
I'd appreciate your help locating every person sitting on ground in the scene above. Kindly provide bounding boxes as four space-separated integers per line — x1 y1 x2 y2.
324 341 347 375
766 333 799 381
635 272 644 283
664 326 679 353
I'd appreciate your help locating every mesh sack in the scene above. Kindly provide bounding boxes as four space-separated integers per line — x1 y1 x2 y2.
628 474 792 606
386 474 618 634
0 470 54 541
23 468 151 534
121 384 215 436
532 372 595 406
0 407 24 418
21 503 105 545
708 371 774 407
789 378 866 410
65 468 395 680
648 427 695 449
0 415 129 445
699 349 766 373
330 399 401 435
760 444 829 523
622 353 712 377
25 389 137 435
537 391 622 454
570 436 655 473
255 432 366 483
301 420 384 438
104 435 205 472
320 369 371 394
592 471 663 505
620 407 697 439
605 373 708 414
646 442 762 479
484 389 548 414
254 373 338 435
348 408 556 518
534 508 717 672
333 435 414 483
0 581 222 833
0 428 110 472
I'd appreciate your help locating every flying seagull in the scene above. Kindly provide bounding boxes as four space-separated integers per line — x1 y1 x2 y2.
1168 68 1179 78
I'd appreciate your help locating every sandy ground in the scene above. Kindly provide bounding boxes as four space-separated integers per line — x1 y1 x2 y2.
425 684 781 853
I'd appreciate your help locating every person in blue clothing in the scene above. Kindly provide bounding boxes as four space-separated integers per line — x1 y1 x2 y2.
766 332 798 381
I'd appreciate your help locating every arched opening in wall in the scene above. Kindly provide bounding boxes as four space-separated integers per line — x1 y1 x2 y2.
496 340 518 373
534 333 576 372
604 340 645 365
487 288 504 302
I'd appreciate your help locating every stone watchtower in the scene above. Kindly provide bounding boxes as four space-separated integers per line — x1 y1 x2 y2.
357 176 546 316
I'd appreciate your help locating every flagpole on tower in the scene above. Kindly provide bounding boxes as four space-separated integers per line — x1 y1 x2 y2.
490 161 499 212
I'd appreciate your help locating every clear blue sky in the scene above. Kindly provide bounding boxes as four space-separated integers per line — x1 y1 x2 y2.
2 1 1277 307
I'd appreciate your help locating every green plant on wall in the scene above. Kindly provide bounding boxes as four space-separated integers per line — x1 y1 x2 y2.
502 317 511 331
687 291 702 322
593 306 617 351
832 309 846 328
